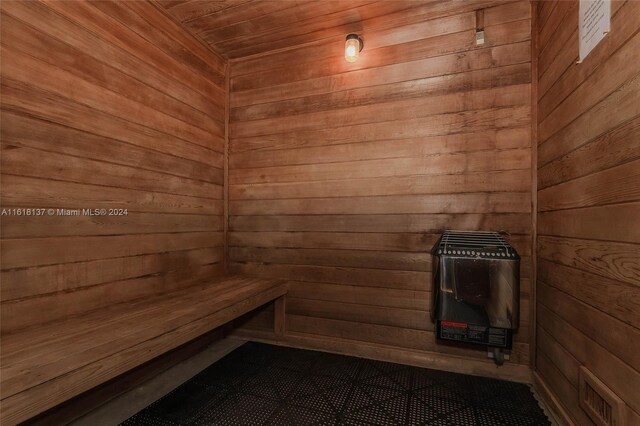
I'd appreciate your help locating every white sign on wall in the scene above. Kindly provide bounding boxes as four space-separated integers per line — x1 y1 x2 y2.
579 0 611 62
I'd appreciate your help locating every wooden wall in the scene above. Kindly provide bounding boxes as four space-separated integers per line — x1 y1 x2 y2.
535 0 640 424
0 1 226 332
229 0 534 379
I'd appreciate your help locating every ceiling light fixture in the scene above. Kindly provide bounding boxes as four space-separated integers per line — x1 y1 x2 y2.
345 33 363 63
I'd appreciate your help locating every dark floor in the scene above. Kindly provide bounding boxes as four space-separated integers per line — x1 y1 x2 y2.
122 342 550 426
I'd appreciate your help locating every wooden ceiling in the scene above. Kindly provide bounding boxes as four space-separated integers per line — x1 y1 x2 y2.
155 0 479 59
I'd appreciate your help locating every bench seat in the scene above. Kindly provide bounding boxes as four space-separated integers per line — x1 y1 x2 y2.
0 275 287 425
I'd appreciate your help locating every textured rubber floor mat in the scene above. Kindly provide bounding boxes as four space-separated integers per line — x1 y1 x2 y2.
122 342 550 425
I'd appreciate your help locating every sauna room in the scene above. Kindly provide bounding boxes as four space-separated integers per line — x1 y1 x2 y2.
0 0 638 425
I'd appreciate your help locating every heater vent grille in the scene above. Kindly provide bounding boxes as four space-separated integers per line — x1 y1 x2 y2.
579 367 625 426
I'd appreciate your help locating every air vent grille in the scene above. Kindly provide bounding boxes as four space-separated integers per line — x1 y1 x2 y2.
579 367 625 426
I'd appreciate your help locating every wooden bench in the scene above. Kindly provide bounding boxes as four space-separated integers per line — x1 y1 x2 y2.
0 275 287 425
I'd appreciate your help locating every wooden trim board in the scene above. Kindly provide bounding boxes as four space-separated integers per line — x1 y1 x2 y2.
534 372 577 426
529 0 539 372
223 60 230 274
231 329 533 384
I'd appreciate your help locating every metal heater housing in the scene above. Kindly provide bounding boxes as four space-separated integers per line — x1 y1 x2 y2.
432 230 520 350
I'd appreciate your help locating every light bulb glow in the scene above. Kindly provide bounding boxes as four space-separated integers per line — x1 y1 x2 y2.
344 37 360 63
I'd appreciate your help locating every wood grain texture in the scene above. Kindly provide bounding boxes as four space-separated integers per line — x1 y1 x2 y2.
8 2 640 423
535 2 640 424
228 1 533 371
0 0 226 336
158 0 519 59
0 276 287 424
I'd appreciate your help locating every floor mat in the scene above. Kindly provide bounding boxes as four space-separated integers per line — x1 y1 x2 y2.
122 342 550 425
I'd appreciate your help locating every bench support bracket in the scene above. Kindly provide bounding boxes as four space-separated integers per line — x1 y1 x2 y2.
274 295 286 337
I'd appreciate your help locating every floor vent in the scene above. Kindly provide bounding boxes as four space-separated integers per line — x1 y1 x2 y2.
579 367 625 426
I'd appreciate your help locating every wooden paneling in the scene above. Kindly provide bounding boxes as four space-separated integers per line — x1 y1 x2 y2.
0 1 226 331
6 3 639 422
157 0 523 59
229 1 533 374
535 1 640 424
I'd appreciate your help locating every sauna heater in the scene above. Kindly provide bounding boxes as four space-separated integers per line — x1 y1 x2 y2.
432 230 520 363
